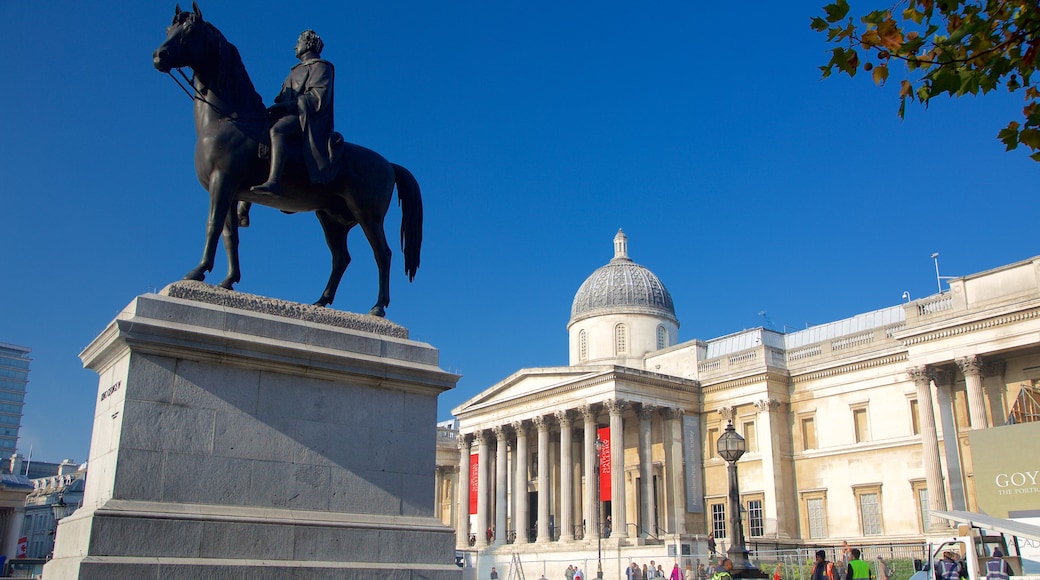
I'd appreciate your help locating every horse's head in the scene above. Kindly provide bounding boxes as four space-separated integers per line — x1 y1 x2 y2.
153 3 209 73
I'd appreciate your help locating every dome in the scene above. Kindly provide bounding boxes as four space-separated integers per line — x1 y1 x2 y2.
569 230 677 326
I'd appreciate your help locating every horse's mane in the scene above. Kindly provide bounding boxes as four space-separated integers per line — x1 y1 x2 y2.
199 19 265 114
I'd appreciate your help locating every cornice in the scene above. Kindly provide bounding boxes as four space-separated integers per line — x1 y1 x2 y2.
897 303 1040 346
791 352 909 383
701 371 789 393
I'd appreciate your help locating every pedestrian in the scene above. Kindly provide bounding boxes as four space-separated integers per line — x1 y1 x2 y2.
491 567 499 580
847 548 874 580
627 562 641 580
567 565 576 580
659 564 666 578
708 534 717 556
774 563 784 580
697 562 707 580
936 552 959 580
986 549 1011 580
670 562 684 580
644 563 650 580
876 557 891 580
812 550 836 580
575 566 585 580
712 559 734 580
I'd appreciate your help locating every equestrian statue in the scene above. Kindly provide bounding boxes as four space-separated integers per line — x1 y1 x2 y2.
152 3 422 317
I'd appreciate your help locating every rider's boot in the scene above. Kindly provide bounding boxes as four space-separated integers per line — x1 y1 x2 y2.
237 201 251 228
251 134 285 196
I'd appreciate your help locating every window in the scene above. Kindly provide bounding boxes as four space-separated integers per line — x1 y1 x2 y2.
742 420 758 453
800 416 817 450
805 495 827 539
707 426 720 459
858 491 882 535
579 330 588 361
912 480 930 533
910 399 921 435
657 325 667 350
853 407 870 443
853 484 883 535
710 502 726 539
746 499 764 537
615 324 628 355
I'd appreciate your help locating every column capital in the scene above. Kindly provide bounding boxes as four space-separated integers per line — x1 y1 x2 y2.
604 398 627 415
660 407 685 420
907 365 934 384
475 430 491 445
578 403 598 422
636 402 657 420
956 355 984 377
717 406 737 422
984 359 1007 378
493 424 509 441
933 368 954 387
554 409 574 427
533 415 550 431
456 433 472 451
511 420 528 435
755 398 782 412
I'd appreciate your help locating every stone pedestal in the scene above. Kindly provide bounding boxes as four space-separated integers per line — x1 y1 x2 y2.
44 282 461 580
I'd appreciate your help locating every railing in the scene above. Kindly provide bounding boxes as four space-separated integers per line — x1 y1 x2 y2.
831 332 874 351
917 295 954 316
729 351 757 365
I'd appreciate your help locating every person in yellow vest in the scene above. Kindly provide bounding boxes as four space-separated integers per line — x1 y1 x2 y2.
986 549 1011 580
712 559 734 580
847 548 874 580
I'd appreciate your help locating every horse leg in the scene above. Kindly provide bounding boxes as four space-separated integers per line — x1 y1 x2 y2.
218 203 242 289
184 172 236 284
357 216 392 317
314 211 351 307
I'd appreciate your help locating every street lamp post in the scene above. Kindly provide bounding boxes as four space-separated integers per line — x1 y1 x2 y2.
717 422 767 578
595 438 605 580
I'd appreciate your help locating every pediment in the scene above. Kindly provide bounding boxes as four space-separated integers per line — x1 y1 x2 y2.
451 365 611 417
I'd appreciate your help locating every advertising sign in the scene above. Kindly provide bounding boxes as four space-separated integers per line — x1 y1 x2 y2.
598 426 611 501
469 453 479 515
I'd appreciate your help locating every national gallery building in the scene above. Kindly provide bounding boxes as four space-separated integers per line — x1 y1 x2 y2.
434 231 1040 575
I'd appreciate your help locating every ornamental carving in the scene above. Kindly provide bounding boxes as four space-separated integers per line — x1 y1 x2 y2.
660 407 684 420
493 425 509 441
984 360 1007 378
907 365 934 384
717 406 736 421
755 398 781 412
933 368 954 388
636 403 657 420
956 355 984 377
533 415 550 430
456 433 472 451
578 403 598 422
475 430 490 445
555 409 573 427
604 398 627 415
511 420 528 437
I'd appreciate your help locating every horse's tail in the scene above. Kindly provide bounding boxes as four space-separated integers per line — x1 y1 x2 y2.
393 163 423 282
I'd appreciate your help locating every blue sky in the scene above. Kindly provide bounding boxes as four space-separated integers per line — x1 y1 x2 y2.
1 1 1036 463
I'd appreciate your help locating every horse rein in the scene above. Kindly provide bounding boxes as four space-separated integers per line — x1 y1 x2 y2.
166 69 265 121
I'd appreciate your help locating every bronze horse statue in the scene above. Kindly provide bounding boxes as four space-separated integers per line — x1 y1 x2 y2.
152 3 421 316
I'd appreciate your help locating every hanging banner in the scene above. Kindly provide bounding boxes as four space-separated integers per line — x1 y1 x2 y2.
469 453 479 515
683 414 704 513
598 426 611 501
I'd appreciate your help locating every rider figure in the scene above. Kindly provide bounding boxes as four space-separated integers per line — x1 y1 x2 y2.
252 29 342 196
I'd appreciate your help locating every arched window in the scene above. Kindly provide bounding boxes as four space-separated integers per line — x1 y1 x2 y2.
657 325 667 350
579 330 588 361
615 324 628 355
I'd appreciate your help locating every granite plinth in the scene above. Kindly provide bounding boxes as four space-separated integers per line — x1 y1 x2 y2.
44 290 460 579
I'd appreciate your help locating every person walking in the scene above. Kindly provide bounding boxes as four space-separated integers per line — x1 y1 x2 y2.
670 562 684 580
628 563 641 580
985 549 1011 580
575 566 585 580
708 534 717 557
876 557 891 580
491 567 499 580
773 563 784 580
847 548 874 580
567 565 576 580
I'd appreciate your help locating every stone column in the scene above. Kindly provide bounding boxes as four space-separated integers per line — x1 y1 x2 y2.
456 434 472 550
555 410 575 542
535 415 551 543
908 366 950 531
956 355 990 429
494 425 509 547
580 404 600 540
660 407 686 536
512 420 529 544
754 398 786 538
476 430 491 548
605 398 628 540
637 403 656 538
984 360 1008 427
934 369 967 511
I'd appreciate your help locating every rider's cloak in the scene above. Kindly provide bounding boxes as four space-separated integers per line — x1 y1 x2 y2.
274 57 342 184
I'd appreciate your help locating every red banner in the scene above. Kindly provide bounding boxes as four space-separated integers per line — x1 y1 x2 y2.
469 453 479 515
598 426 611 501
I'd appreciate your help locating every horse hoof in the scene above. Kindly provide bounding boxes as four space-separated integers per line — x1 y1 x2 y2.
312 299 330 308
368 306 385 317
218 277 238 290
184 269 206 282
